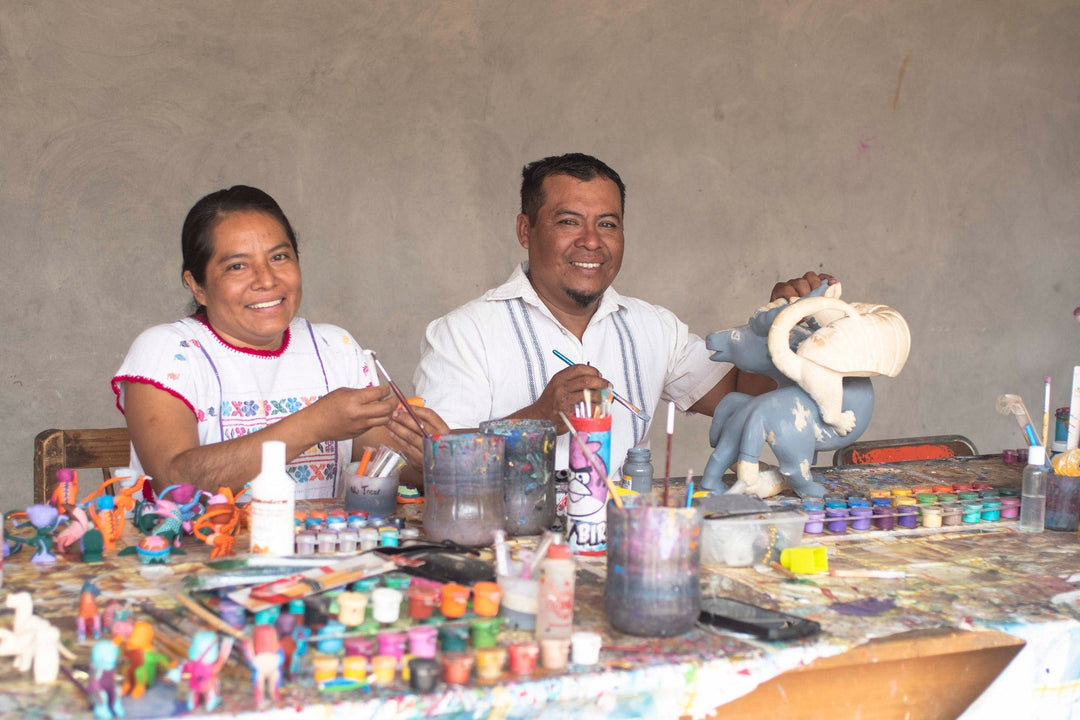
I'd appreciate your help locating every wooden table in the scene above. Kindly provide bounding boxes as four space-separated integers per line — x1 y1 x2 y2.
2 456 1075 720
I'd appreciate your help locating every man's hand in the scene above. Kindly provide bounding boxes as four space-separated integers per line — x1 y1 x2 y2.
770 271 835 301
514 364 611 433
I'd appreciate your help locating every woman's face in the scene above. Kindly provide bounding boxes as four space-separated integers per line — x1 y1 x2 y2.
184 210 302 350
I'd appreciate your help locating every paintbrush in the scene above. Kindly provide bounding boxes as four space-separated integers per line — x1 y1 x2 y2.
558 410 624 509
1043 377 1052 451
996 394 1041 447
551 349 651 422
663 402 675 506
371 352 431 439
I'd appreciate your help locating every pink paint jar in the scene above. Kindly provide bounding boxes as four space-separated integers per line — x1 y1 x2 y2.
407 625 438 659
1000 496 1021 519
376 631 407 662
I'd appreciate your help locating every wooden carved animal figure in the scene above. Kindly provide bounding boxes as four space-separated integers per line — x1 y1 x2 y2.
701 283 890 497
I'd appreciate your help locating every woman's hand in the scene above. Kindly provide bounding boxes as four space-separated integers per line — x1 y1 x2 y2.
388 405 450 470
305 385 398 441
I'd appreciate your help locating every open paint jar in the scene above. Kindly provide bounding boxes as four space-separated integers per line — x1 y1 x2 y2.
423 433 506 547
604 504 702 637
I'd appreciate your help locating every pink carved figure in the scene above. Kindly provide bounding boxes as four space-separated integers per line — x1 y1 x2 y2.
50 468 79 513
243 624 283 706
103 599 135 643
77 580 103 643
169 631 233 711
55 507 91 553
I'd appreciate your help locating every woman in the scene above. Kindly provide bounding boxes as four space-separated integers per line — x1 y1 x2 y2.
112 185 444 497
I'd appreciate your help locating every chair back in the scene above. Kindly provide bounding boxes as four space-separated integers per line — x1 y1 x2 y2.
34 428 131 504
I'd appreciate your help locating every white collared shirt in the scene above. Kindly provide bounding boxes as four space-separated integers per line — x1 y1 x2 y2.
414 263 732 472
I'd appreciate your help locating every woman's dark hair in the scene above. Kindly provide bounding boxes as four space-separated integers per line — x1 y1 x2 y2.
181 185 299 314
520 153 626 225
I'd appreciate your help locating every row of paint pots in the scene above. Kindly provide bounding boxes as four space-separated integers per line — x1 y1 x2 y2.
312 630 604 691
803 489 1018 533
294 525 420 554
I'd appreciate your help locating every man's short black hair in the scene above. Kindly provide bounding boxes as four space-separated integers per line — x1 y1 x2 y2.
520 153 626 224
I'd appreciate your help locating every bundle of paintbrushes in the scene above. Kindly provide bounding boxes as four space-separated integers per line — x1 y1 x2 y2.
356 445 406 478
572 387 613 420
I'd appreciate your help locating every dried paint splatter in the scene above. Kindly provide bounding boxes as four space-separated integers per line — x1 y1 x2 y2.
831 598 896 617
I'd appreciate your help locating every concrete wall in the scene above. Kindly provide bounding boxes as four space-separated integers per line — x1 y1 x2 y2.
4 1 1078 507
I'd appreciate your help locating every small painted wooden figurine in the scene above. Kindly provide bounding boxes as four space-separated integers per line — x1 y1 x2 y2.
121 621 174 698
243 624 283 706
170 631 233 712
87 640 124 720
77 580 103 643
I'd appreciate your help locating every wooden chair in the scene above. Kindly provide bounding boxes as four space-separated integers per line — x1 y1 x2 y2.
832 434 978 466
33 427 131 504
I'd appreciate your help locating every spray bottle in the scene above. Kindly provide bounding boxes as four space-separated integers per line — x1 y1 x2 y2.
249 440 296 555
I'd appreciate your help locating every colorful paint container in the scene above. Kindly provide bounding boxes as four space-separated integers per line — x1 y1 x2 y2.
357 528 380 552
1002 449 1018 464
910 485 933 496
469 617 503 649
539 637 570 671
999 487 1020 497
408 657 439 692
919 505 943 528
849 506 873 531
371 588 404 624
295 530 317 554
474 647 507 682
972 481 993 491
370 654 396 685
440 651 474 685
915 493 938 504
961 501 982 524
342 655 367 683
376 631 407 662
825 507 849 534
440 583 471 619
873 504 896 529
379 527 400 547
824 498 848 509
337 528 359 553
941 504 963 526
571 631 603 665
218 599 246 629
471 581 503 617
1000 496 1021 519
981 498 1002 522
891 488 913 500
957 490 981 501
344 635 375 659
438 625 469 653
408 583 441 620
480 419 557 536
937 493 958 504
312 655 339 686
336 591 369 627
952 483 973 492
896 502 918 528
383 573 412 591
423 433 507 548
847 496 870 508
508 641 540 675
869 489 892 500
803 509 825 534
316 620 345 654
932 484 954 494
407 625 438 659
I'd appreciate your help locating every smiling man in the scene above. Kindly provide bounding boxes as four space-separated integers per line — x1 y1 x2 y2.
414 153 824 473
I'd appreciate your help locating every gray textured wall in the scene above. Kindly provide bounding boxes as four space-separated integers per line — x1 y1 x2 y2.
4 1 1078 508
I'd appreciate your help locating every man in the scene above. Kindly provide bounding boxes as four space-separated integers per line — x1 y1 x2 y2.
413 152 828 472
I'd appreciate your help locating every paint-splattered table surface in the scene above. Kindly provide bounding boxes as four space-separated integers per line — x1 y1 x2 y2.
3 456 1078 719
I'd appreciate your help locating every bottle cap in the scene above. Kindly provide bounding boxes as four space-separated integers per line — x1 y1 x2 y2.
547 543 571 559
262 440 286 468
1027 445 1046 465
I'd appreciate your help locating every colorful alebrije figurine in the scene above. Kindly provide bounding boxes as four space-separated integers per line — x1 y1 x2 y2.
81 528 105 564
243 624 284 706
0 592 75 683
87 640 124 720
103 599 135 644
6 505 66 564
77 580 103 643
55 506 91 553
50 468 79 513
121 621 174 698
87 496 125 552
169 631 233 712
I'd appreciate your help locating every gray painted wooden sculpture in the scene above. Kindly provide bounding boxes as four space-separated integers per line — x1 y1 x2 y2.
700 283 911 498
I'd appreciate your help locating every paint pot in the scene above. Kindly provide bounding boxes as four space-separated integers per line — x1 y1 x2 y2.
895 500 918 528
469 617 503 648
1000 496 1021 519
824 497 847 509
423 433 506 547
295 531 317 555
218 599 246 629
409 657 439 693
915 493 938 505
539 637 570 671
937 493 959 505
604 504 702 637
317 620 346 654
981 498 1002 523
932 484 954 494
803 509 825 534
497 572 539 630
952 483 973 492
570 631 602 666
919 505 943 528
407 583 440 620
869 489 892 500
480 419 557 536
979 489 1000 499
344 635 375 659
999 487 1020 497
275 611 297 637
972 481 993 491
440 583 470 619
371 588 404 624
957 490 980 501
891 488 913 500
1017 447 1029 464
379 527 400 547
507 641 540 675
849 506 872 531
383 573 411 591
474 647 507 682
565 414 612 555
910 485 934 496
357 528 380 552
370 654 396 685
471 581 503 617
961 500 982 524
941 504 962 526
440 651 474 685
871 501 895 531
825 507 849 534
336 592 369 627
847 496 870 508
438 625 469 653
1002 449 1018 464
342 655 367 683
407 625 438 659
312 655 339 686
1046 472 1080 531
317 530 338 554
344 469 399 518
376 631 407 662
337 528 359 553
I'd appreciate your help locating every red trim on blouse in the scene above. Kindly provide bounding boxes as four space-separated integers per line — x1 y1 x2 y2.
112 375 197 417
190 313 291 358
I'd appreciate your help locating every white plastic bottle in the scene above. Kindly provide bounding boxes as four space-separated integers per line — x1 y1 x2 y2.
536 541 575 640
249 440 297 555
1020 445 1048 533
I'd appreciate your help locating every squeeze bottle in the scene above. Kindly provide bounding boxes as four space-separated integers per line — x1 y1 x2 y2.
536 541 575 640
249 440 297 555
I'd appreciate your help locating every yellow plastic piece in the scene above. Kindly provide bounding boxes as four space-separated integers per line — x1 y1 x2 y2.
780 545 829 574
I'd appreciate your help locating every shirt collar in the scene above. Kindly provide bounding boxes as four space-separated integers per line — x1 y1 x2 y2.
488 262 625 327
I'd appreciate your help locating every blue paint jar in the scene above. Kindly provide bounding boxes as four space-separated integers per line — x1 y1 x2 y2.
825 498 848 509
848 497 871 509
961 501 982 524
981 498 1002 522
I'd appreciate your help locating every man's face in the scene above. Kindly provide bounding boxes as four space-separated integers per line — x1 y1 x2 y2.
517 174 624 317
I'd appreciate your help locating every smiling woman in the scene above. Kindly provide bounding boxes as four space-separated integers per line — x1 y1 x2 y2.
111 186 447 497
